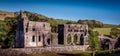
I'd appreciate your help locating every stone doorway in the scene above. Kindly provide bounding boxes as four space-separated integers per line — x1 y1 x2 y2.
80 34 84 45
47 38 51 45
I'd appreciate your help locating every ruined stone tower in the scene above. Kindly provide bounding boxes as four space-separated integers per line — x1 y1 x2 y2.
14 11 27 48
14 11 57 48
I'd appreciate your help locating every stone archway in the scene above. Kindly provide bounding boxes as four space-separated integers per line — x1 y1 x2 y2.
102 39 109 50
73 34 78 44
80 34 84 45
67 34 72 44
47 38 51 45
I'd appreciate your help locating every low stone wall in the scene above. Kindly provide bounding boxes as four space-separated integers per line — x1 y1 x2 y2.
19 45 89 54
0 45 89 56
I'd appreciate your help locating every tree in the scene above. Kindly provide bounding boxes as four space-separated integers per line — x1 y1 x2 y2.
0 17 17 48
88 30 100 56
66 21 77 24
77 20 103 29
110 27 120 39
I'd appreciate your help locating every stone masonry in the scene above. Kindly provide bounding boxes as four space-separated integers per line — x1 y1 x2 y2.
14 11 89 51
58 24 88 45
14 11 58 48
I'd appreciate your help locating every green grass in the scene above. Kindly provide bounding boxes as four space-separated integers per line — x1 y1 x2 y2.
22 52 61 56
21 51 91 56
93 28 111 35
93 28 120 35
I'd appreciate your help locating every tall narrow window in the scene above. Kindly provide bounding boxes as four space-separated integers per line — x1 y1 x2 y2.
26 28 28 32
32 36 35 42
39 36 41 42
32 28 35 31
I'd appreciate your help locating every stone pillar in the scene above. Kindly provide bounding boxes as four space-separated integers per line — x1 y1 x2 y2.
43 34 45 47
78 35 81 44
77 34 80 44
41 34 43 46
36 31 38 47
64 34 67 45
84 36 85 45
71 35 74 45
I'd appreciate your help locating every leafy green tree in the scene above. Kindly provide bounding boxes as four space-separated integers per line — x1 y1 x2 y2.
110 27 120 39
89 30 100 56
47 18 58 33
66 21 77 24
77 20 103 29
0 16 17 48
0 21 7 46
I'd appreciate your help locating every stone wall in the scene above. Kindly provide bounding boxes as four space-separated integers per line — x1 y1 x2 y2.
98 36 118 50
58 24 88 45
0 45 89 56
17 45 89 54
15 11 58 48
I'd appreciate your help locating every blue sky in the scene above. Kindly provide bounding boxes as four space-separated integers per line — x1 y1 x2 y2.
0 0 120 24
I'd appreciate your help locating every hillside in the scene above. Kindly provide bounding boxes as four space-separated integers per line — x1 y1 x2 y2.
0 10 120 48
0 10 119 28
0 10 14 20
56 19 76 24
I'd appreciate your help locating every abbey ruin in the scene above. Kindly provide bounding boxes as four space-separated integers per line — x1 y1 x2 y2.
14 11 89 50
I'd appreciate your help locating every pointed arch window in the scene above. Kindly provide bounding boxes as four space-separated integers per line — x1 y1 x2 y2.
39 36 41 42
32 35 35 42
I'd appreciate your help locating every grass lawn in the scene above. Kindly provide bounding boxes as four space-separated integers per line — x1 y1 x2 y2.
93 28 111 35
93 28 120 35
22 51 92 56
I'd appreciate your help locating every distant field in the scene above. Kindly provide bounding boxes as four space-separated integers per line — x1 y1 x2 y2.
93 28 111 35
93 28 120 35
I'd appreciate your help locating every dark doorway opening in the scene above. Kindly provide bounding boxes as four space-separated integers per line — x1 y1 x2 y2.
80 34 84 45
47 39 51 45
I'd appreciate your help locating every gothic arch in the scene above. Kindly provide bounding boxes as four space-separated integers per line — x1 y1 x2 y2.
80 34 84 45
102 39 110 50
47 38 51 45
67 34 72 44
73 34 78 44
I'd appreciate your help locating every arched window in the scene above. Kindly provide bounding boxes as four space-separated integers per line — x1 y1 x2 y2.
32 35 35 42
67 34 71 44
80 34 84 45
39 36 41 42
26 28 28 32
32 28 35 31
47 39 50 45
74 34 78 44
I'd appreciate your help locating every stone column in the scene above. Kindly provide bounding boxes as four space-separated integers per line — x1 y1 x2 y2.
71 35 74 45
43 34 45 47
64 34 67 45
77 34 80 44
